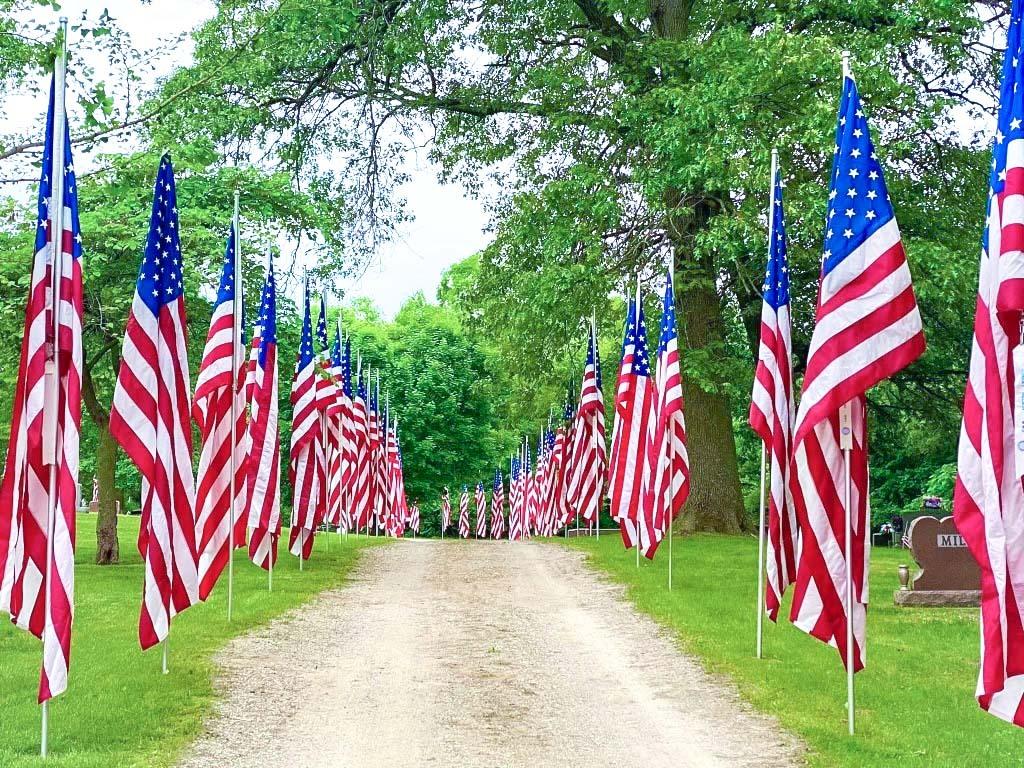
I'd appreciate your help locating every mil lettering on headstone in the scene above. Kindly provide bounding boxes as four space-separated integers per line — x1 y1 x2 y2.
894 515 981 607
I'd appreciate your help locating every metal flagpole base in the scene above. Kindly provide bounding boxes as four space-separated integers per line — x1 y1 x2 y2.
41 701 48 758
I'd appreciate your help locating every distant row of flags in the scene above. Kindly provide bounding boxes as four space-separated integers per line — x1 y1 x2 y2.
0 57 419 729
442 316 610 543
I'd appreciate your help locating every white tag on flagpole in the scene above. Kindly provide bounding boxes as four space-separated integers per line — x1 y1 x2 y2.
1013 345 1024 480
838 401 853 451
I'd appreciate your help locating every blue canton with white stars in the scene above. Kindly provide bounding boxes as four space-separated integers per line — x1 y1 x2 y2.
331 328 343 371
763 167 790 310
357 366 368 401
658 268 677 355
36 75 81 262
137 155 183 316
215 228 237 306
317 296 329 352
628 297 651 377
589 325 603 391
494 468 502 492
987 1 1024 251
822 76 895 277
297 282 315 369
256 260 277 367
343 338 353 397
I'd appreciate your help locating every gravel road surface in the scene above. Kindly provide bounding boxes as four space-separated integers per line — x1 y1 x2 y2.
178 539 801 768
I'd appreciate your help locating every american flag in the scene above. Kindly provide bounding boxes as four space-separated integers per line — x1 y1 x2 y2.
288 283 323 560
607 294 654 549
640 267 689 559
339 338 356 532
458 486 471 539
788 66 925 673
314 297 332 531
109 155 200 650
749 159 798 622
0 74 82 702
475 482 488 538
554 397 574 530
373 383 389 533
508 458 522 541
534 437 548 535
567 321 606 527
245 256 280 570
386 417 405 537
409 501 420 535
351 364 372 532
441 487 452 533
193 228 248 600
368 378 384 532
955 0 1024 727
491 469 506 539
325 328 346 529
524 443 536 537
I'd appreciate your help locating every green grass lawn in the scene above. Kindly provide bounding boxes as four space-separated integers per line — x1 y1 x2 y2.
0 515 383 768
562 532 1022 767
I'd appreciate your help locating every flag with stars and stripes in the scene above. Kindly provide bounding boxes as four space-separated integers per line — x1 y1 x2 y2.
750 159 798 622
245 255 281 571
0 74 83 702
339 338 356 532
607 294 654 549
475 482 488 538
491 469 506 539
325 327 347 529
788 65 925 673
351 362 372 532
409 501 420 535
955 0 1024 727
110 155 200 650
640 267 689 560
441 487 452 533
567 321 606 527
288 283 324 560
458 486 471 539
193 227 248 600
508 458 523 541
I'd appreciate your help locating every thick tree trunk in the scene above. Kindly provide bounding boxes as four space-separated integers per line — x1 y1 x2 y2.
94 424 120 564
667 191 746 534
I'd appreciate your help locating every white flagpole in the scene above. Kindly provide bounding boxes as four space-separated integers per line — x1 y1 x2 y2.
840 51 856 737
162 637 169 675
592 312 600 541
665 261 675 590
635 280 641 570
755 442 766 659
226 190 241 623
839 399 855 735
266 247 275 592
41 17 69 758
756 146 778 658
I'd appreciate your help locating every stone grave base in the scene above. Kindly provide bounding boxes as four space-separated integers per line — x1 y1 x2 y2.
893 589 980 608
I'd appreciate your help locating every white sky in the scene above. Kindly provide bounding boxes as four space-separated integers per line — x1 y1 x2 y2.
1 0 491 318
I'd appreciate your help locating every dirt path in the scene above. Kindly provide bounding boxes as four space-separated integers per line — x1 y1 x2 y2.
178 539 802 768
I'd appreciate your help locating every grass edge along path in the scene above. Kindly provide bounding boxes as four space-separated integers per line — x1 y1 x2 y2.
0 514 386 768
561 533 1020 768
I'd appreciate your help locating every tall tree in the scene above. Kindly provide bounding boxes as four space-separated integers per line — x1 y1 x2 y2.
145 0 993 530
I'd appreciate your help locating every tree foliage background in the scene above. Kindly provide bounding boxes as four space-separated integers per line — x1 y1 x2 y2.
0 0 1009 553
